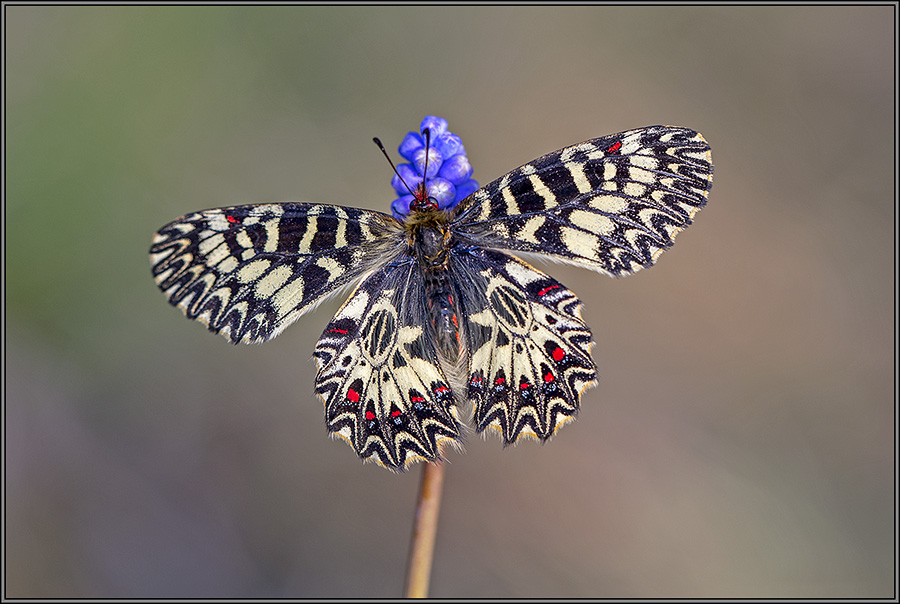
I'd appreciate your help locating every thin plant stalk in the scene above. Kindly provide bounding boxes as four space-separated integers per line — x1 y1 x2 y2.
404 461 445 598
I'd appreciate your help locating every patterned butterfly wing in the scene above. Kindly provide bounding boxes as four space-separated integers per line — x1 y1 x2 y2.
451 125 713 276
150 202 402 344
449 247 596 444
313 259 462 470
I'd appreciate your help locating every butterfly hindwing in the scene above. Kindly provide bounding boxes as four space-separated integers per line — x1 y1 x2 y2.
313 261 462 470
450 248 597 444
453 125 713 276
150 202 401 344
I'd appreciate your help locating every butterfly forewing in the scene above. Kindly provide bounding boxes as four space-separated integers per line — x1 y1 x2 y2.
452 126 713 277
150 202 402 344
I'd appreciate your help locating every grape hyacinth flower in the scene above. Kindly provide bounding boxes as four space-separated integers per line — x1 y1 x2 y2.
390 116 480 219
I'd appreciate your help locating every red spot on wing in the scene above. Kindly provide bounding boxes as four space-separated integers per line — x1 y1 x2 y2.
329 328 349 335
347 388 360 403
495 377 506 385
520 382 531 390
391 409 402 418
226 214 239 224
538 284 561 296
434 386 450 394
552 347 565 362
606 140 622 153
410 396 425 403
544 371 555 383
365 410 375 420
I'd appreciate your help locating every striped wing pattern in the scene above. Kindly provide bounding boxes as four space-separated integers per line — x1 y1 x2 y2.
453 125 713 276
150 126 713 470
150 203 399 344
312 262 462 470
450 248 596 443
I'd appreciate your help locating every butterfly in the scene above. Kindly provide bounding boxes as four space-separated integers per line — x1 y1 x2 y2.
149 125 713 471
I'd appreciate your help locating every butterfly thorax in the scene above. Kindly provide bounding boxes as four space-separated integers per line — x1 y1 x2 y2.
403 207 452 265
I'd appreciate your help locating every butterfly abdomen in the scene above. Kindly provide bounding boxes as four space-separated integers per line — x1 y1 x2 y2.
404 208 471 406
423 269 461 363
407 210 462 362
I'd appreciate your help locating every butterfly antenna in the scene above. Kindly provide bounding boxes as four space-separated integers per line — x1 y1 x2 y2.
416 127 436 209
421 127 431 182
373 137 416 198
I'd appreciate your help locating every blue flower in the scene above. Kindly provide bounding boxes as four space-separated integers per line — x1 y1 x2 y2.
390 116 479 219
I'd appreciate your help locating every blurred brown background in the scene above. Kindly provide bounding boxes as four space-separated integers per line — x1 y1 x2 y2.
5 5 894 598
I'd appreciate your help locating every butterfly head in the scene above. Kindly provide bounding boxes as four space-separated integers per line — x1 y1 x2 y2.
408 179 440 213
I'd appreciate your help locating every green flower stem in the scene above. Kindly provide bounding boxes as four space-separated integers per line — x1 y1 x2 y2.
404 461 445 598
